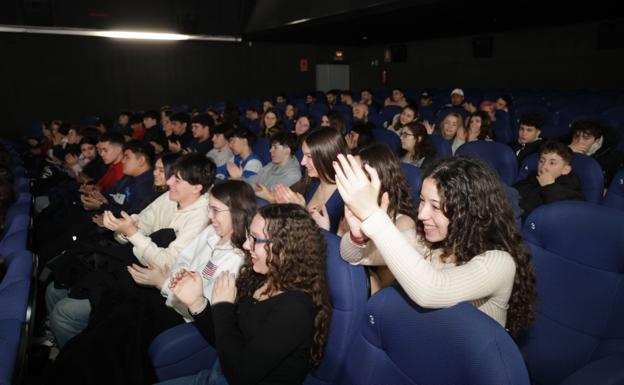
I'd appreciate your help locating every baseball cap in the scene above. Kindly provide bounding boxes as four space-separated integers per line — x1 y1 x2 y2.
450 88 464 97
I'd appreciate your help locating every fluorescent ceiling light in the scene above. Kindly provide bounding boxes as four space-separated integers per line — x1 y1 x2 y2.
287 18 311 26
0 24 241 42
94 31 189 40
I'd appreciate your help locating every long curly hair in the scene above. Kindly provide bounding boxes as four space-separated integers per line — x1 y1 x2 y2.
209 180 257 251
416 157 536 336
357 143 418 223
236 204 331 366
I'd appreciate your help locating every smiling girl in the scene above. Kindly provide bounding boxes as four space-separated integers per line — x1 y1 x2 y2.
335 156 536 336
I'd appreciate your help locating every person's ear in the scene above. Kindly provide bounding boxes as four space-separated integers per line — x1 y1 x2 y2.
561 164 572 175
192 183 204 195
536 129 541 137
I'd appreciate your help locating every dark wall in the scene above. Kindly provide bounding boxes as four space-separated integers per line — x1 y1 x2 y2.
348 21 624 93
0 33 337 137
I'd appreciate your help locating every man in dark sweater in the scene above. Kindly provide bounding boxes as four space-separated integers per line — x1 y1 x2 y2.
186 113 214 154
514 140 585 221
511 112 544 165
168 112 193 153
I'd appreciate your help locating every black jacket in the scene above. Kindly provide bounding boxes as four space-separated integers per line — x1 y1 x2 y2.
513 171 586 221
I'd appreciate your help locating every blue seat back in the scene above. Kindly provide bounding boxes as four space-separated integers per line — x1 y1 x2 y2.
517 153 604 203
519 201 624 385
304 231 368 385
455 141 518 185
399 163 422 205
252 137 271 165
339 287 530 385
429 135 452 158
603 168 624 210
371 129 400 154
379 105 402 125
493 110 514 144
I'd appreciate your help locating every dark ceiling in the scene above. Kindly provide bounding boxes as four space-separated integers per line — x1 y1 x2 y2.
1 0 623 45
243 0 624 45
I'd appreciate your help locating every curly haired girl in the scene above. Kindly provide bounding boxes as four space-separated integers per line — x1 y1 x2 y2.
337 155 536 336
164 203 331 385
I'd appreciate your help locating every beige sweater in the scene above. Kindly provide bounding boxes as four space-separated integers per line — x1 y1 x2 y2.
115 192 210 270
340 209 516 327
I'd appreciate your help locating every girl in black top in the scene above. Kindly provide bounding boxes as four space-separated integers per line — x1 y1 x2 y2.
160 204 331 385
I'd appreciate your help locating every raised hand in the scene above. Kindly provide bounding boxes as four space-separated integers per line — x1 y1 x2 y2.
333 153 381 221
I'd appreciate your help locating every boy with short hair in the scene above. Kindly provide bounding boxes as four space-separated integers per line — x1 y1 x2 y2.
207 123 235 168
216 128 263 181
511 112 544 164
186 113 214 154
513 140 585 220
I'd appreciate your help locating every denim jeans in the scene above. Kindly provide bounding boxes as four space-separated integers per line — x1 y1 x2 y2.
45 282 91 347
155 359 229 385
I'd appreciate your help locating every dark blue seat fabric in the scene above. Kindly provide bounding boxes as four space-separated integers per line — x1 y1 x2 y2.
455 141 518 185
304 231 368 385
540 123 571 140
371 129 401 154
399 163 422 205
516 153 604 203
519 201 624 385
429 134 452 158
13 178 29 194
338 287 531 385
418 105 436 124
379 105 402 125
0 252 32 322
494 110 514 144
252 137 271 165
603 168 624 210
367 114 385 130
0 318 23 385
148 322 218 382
150 232 368 383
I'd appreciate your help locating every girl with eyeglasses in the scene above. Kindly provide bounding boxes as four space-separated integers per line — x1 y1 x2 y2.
399 122 437 169
161 203 331 385
49 180 256 385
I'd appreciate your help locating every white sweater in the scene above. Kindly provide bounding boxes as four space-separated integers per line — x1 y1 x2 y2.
161 225 245 321
115 192 210 270
340 209 516 327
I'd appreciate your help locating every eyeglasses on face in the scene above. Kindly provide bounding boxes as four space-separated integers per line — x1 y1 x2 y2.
246 230 270 248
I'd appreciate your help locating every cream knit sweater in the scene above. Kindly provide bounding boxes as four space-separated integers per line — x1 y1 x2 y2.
340 209 516 327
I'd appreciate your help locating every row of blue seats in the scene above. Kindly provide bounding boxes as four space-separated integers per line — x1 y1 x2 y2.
0 141 34 385
454 140 624 211
149 200 624 385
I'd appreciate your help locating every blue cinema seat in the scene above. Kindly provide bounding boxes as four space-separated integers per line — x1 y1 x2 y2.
338 286 530 385
602 168 624 210
455 141 518 185
519 201 624 385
